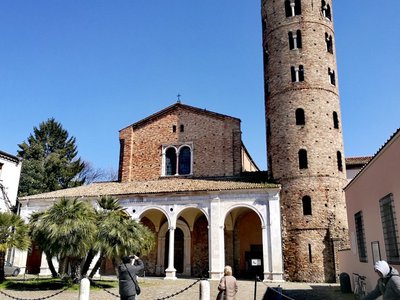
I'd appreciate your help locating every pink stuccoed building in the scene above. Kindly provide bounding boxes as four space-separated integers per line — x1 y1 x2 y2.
339 128 400 292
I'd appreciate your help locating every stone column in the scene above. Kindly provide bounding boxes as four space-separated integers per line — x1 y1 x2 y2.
209 197 225 280
165 227 176 279
263 193 284 281
184 235 191 276
156 236 165 275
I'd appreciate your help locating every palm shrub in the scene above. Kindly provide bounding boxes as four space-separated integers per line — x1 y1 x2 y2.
86 197 155 278
30 198 97 281
0 212 30 282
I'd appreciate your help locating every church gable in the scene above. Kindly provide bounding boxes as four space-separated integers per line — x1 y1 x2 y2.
118 103 243 182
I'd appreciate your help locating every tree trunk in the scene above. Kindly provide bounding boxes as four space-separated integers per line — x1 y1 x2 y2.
0 251 5 282
70 257 83 283
45 251 58 278
58 256 69 277
81 248 97 277
88 254 103 279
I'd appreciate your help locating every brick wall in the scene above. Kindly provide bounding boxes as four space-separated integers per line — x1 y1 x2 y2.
262 0 349 282
119 104 242 181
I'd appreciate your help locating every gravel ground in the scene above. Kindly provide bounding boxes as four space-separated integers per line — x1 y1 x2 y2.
0 277 356 300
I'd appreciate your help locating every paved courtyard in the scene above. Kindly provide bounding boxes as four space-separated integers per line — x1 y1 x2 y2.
0 277 356 300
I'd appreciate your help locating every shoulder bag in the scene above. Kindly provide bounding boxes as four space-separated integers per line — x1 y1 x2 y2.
216 277 226 300
124 263 141 295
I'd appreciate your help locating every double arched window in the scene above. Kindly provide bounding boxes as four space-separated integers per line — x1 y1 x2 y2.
163 145 192 176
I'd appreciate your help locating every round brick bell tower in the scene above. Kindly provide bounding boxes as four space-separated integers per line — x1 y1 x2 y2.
261 0 349 282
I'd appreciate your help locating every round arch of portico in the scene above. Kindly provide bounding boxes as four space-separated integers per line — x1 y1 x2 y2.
138 206 170 222
220 203 266 229
137 205 172 233
157 219 192 276
174 204 209 227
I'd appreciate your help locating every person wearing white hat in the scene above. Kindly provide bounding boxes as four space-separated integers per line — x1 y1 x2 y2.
362 260 400 300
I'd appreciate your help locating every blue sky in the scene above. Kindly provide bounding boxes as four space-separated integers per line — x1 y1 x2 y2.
1 1 399 172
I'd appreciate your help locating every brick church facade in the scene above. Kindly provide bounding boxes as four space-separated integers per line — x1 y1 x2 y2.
19 102 284 281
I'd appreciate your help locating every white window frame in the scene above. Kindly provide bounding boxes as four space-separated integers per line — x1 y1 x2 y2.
161 143 193 177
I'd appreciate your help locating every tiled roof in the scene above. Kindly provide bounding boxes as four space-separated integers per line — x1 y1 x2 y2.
120 102 240 131
20 176 279 200
345 156 372 167
0 150 21 163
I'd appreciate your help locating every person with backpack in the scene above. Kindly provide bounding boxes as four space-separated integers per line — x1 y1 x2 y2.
363 260 400 300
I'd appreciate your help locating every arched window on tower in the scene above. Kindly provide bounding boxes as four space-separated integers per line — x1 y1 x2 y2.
296 108 305 125
337 151 343 172
325 33 333 54
291 65 304 82
178 146 191 175
333 111 339 129
328 68 336 85
302 196 312 215
289 30 302 50
298 149 308 169
285 0 301 17
165 147 177 175
322 0 332 20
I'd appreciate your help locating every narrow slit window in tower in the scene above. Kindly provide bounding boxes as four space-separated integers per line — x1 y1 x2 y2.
265 78 270 96
298 149 308 169
325 33 333 54
296 108 305 125
172 125 177 133
337 151 343 172
288 32 294 49
333 111 339 129
328 68 336 85
302 196 312 215
308 244 313 263
180 124 185 132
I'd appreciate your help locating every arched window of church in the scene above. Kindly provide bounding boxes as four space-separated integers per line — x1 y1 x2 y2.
337 151 343 172
296 108 305 125
285 0 301 17
165 148 177 175
322 1 332 20
302 196 312 215
298 149 308 169
333 111 339 129
178 146 191 175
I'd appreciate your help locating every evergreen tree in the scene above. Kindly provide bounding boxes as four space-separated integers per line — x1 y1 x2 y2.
17 118 85 196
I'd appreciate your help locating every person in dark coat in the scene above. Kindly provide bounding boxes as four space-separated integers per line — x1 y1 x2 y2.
363 260 400 300
118 255 144 300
